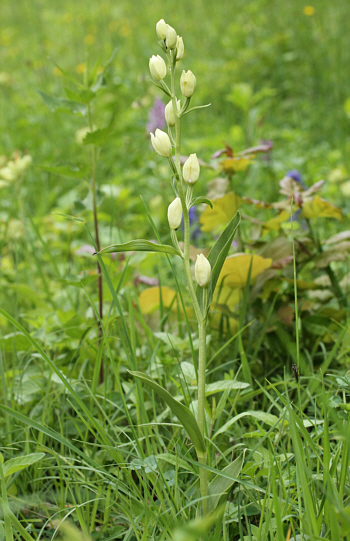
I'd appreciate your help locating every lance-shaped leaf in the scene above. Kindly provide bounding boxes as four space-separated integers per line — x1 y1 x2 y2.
197 211 241 314
3 453 45 477
96 240 182 257
190 197 213 209
129 371 206 454
208 450 246 512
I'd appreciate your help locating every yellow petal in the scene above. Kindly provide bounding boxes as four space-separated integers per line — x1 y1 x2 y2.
138 286 177 315
200 192 242 232
218 254 272 288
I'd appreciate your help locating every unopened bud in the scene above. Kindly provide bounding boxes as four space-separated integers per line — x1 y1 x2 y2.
183 154 200 185
195 254 211 288
150 129 172 157
166 24 177 49
156 19 167 40
176 36 184 60
168 197 182 230
149 55 167 81
165 99 181 127
180 70 196 98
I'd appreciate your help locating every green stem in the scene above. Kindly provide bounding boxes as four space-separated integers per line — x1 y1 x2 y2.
88 105 104 382
0 461 14 541
168 50 208 514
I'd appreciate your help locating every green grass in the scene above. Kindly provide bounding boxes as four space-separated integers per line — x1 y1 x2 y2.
1 0 350 539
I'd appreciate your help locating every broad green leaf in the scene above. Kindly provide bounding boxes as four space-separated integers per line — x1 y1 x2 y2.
82 126 112 146
218 254 272 288
138 286 177 315
214 411 281 439
129 371 206 454
208 451 245 512
38 91 87 116
3 453 45 477
39 164 88 179
190 197 213 209
197 212 241 315
200 193 242 232
96 240 182 257
302 196 342 220
204 380 250 395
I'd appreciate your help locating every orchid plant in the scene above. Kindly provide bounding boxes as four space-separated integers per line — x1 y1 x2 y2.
96 19 241 515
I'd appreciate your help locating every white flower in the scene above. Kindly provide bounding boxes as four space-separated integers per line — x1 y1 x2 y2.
166 24 177 49
149 55 167 81
183 154 200 185
176 36 184 60
180 70 196 98
167 197 182 230
156 19 167 40
195 254 211 288
165 99 181 127
150 129 172 157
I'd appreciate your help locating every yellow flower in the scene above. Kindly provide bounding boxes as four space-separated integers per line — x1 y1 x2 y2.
303 6 315 16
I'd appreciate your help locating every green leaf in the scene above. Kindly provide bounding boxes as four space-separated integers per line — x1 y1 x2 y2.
190 197 213 209
197 211 241 314
129 371 206 454
38 91 87 116
208 451 246 512
82 126 112 146
214 410 281 439
96 240 182 257
204 380 250 395
64 87 96 104
39 164 88 179
3 453 45 477
172 505 225 541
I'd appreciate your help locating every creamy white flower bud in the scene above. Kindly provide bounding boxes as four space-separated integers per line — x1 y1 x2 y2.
180 70 196 98
176 36 184 60
149 55 167 81
165 99 181 127
166 24 177 49
156 19 167 40
167 197 182 230
150 129 172 157
183 154 200 185
195 254 211 288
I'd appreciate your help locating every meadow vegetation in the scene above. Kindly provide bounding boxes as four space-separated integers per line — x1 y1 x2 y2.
1 0 350 539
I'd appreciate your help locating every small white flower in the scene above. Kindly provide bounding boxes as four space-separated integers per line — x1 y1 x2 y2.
150 129 172 157
167 197 182 230
195 254 211 288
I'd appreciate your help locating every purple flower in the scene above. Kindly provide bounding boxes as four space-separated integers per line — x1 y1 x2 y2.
182 205 201 241
286 170 307 190
146 98 166 133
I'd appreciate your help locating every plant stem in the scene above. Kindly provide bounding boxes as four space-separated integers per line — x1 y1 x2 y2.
88 105 104 383
169 50 208 514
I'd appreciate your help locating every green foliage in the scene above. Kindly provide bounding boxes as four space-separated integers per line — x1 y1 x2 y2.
1 0 350 539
